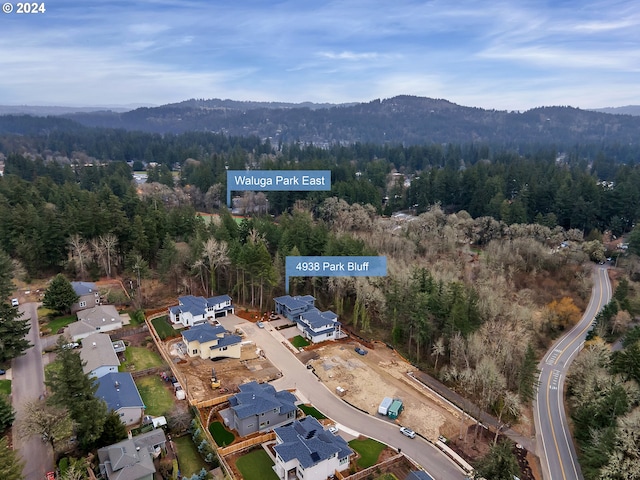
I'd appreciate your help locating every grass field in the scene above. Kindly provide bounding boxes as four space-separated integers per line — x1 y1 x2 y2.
135 376 174 416
236 449 279 480
291 335 310 348
349 438 386 468
298 404 327 420
0 380 11 395
174 435 208 477
119 347 163 372
151 316 176 339
46 315 76 334
208 421 235 447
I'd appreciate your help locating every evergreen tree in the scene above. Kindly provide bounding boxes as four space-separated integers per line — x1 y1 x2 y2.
0 394 15 433
97 410 128 447
43 274 79 315
517 343 539 403
45 338 108 450
474 439 520 480
0 302 31 364
0 435 24 480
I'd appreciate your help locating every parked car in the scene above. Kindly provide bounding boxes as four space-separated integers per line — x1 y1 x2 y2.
0 369 6 375
257 321 264 328
399 426 416 438
11 298 19 307
354 346 367 355
328 425 339 434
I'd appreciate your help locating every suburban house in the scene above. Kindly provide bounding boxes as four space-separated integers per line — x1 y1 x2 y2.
98 429 166 480
70 281 101 314
80 333 120 378
273 416 354 480
274 295 342 344
68 305 123 341
406 471 435 480
96 372 145 426
227 381 297 437
181 323 242 360
168 294 234 327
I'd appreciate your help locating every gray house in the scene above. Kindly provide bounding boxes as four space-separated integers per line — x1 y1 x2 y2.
80 333 120 378
96 372 145 426
68 305 123 341
228 381 297 437
98 429 166 480
70 281 100 314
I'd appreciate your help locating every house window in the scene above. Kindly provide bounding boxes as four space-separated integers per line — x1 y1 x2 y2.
79 301 86 308
340 457 348 465
247 423 253 428
192 349 198 355
220 346 227 351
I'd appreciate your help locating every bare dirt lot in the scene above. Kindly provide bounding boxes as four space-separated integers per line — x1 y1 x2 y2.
307 340 472 442
165 338 281 402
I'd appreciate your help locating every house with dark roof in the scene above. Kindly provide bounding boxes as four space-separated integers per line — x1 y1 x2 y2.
96 372 145 426
68 305 123 341
98 429 166 480
181 323 242 360
273 416 353 480
227 381 297 437
70 281 100 314
80 333 120 378
168 294 234 327
406 470 435 480
274 295 342 344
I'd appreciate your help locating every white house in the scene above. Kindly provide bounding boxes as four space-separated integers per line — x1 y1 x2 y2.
274 295 341 344
80 333 120 378
168 295 234 328
273 416 353 480
95 372 145 426
68 305 123 341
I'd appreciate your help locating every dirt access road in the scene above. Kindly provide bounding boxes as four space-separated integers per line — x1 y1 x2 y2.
305 341 469 442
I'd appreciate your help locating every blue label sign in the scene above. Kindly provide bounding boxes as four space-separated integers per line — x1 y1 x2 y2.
227 170 331 206
285 256 387 293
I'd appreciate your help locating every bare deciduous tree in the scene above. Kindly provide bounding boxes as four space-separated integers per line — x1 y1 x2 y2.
68 234 89 279
18 399 74 452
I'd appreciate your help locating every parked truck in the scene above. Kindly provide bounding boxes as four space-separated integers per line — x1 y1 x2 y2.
378 397 393 415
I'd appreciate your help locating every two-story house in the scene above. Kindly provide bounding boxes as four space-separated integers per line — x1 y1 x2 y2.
95 372 145 426
98 429 166 480
168 294 234 327
227 381 297 437
273 416 354 480
80 333 120 378
70 281 101 314
274 295 342 344
181 323 242 360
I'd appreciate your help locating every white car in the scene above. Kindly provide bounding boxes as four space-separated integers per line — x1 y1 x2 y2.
328 425 339 434
11 298 19 307
399 426 416 438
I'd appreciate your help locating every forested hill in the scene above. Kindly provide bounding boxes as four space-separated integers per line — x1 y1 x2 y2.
58 95 640 147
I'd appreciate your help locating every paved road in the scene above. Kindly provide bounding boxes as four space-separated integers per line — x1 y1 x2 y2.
534 267 611 480
11 302 54 480
218 315 467 480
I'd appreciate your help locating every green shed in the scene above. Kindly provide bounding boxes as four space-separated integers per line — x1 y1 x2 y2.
388 399 404 419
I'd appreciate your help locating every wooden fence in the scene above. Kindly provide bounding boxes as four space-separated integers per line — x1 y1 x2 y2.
338 454 405 480
218 432 276 457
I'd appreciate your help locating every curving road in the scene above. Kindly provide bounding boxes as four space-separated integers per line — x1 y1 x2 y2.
11 302 55 480
217 315 467 480
534 267 612 480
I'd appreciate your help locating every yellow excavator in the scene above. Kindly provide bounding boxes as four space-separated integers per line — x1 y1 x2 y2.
211 368 221 389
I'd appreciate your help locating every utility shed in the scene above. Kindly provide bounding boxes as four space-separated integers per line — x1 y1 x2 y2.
378 397 393 415
388 399 404 419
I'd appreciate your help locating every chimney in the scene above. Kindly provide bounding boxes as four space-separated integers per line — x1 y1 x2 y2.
114 381 120 390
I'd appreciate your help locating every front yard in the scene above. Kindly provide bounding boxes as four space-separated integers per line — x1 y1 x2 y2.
0 380 11 395
135 376 175 417
44 315 76 335
349 438 387 468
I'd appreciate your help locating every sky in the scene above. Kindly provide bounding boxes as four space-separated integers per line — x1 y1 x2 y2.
0 0 638 111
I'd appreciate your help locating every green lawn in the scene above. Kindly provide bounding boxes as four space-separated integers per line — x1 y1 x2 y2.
0 380 11 395
119 347 163 372
151 316 176 340
236 449 279 480
135 376 174 417
291 335 310 348
46 315 76 335
298 404 327 420
174 435 208 478
208 421 235 447
349 438 386 468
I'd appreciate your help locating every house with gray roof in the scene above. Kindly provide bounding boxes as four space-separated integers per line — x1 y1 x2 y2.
227 381 297 437
98 429 166 480
274 295 342 344
96 372 144 426
273 416 353 480
70 281 100 314
68 305 123 341
168 294 234 328
181 323 242 360
406 471 435 480
80 333 120 378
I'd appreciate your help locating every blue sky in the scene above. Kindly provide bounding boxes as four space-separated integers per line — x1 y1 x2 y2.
0 0 638 110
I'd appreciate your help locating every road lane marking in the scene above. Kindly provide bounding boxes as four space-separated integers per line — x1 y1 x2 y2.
546 367 567 480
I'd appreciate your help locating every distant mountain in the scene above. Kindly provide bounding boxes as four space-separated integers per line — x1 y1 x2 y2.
592 106 640 116
0 104 152 116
